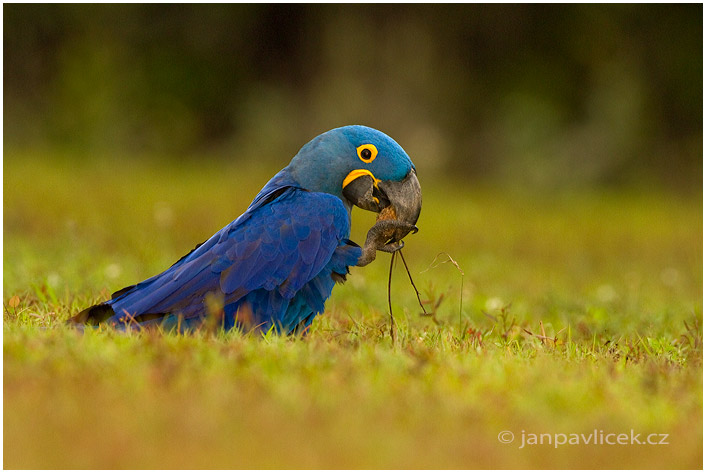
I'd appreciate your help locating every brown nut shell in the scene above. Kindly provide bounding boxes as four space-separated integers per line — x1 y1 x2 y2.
376 205 397 222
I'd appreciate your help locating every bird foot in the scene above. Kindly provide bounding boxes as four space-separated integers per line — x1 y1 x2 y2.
356 220 418 267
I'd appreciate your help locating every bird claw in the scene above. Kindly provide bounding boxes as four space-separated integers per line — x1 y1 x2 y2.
379 240 404 254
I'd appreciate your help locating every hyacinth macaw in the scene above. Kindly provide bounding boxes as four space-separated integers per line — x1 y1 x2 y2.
71 125 422 334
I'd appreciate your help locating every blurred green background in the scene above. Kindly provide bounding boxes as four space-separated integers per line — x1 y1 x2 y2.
4 6 703 469
4 4 702 191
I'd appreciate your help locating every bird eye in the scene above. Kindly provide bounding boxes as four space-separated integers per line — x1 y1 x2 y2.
356 144 378 163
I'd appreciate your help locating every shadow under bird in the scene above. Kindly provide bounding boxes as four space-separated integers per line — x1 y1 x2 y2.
71 125 422 334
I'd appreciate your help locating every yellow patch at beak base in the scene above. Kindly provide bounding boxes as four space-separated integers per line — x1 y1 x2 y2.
342 169 381 189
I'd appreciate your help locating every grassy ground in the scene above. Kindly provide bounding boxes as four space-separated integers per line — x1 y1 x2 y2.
4 153 703 468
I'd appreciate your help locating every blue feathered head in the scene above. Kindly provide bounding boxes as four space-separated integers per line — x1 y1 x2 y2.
287 125 421 227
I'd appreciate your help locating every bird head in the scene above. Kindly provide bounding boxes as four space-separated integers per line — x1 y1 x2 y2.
287 125 422 239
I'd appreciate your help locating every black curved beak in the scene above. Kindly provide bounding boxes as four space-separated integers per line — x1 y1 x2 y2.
377 170 422 228
343 169 422 229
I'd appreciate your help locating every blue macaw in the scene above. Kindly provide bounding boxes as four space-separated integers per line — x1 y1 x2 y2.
71 125 422 334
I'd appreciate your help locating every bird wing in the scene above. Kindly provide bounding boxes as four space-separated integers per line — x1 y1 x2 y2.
105 187 353 323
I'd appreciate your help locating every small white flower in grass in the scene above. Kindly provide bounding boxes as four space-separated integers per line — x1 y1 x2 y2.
153 201 175 228
596 284 617 303
47 272 61 287
485 297 504 312
105 263 122 279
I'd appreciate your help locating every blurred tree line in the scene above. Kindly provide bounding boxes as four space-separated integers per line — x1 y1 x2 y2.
4 4 702 190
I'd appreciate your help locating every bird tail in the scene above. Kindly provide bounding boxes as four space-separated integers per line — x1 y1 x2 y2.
68 283 138 325
69 302 115 325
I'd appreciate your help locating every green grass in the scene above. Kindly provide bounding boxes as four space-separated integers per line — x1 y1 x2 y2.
4 153 703 468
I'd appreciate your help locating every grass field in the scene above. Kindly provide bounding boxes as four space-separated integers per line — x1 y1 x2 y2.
4 153 703 468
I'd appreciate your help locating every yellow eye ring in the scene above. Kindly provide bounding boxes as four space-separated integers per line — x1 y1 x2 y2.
356 144 378 163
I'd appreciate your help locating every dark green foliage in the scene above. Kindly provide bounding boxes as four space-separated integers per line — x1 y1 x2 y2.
4 4 702 189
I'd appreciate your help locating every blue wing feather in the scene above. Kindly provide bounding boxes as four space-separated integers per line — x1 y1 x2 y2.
102 178 361 333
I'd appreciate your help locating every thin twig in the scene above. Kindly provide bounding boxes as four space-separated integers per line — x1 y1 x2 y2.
388 251 397 345
398 249 430 316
